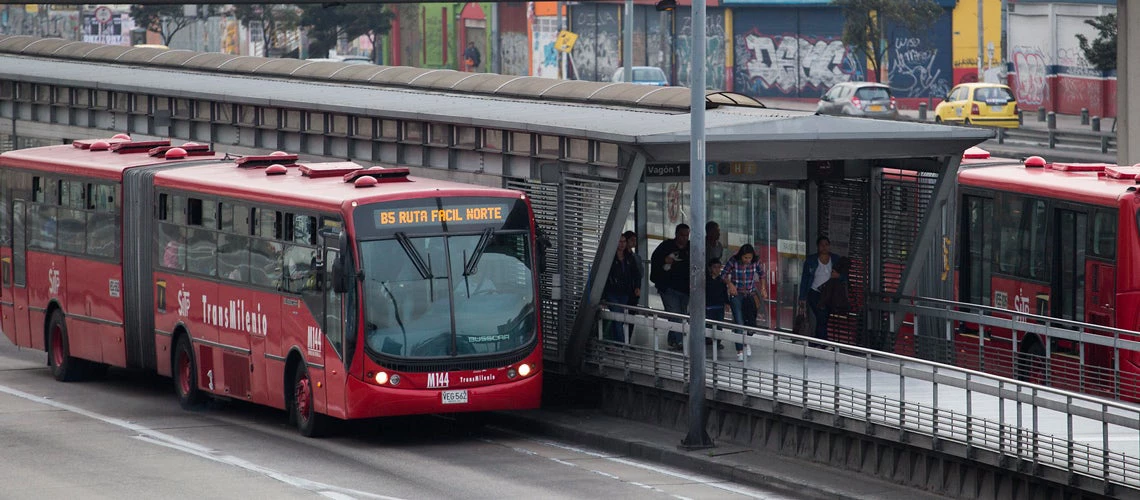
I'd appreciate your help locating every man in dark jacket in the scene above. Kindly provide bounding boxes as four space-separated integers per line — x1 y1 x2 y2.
464 42 481 72
798 236 845 341
650 223 690 350
603 235 640 342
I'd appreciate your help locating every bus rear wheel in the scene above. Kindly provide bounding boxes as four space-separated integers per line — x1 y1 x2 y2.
174 334 206 410
48 311 82 382
291 363 329 437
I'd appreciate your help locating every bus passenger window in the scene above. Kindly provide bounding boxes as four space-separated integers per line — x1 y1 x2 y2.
250 239 283 288
158 223 185 271
218 234 250 282
1092 210 1117 260
283 244 317 293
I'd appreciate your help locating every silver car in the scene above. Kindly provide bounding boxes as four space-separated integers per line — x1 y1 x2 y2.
816 82 899 119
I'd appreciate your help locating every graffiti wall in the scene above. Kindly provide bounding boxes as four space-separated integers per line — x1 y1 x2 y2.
732 8 858 99
1007 3 1117 117
644 7 672 78
0 5 83 39
887 14 953 99
498 2 529 76
531 11 559 78
570 4 620 82
675 7 728 90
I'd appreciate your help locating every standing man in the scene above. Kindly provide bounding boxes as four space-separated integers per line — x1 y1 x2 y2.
651 223 691 350
798 236 844 342
464 41 482 72
706 221 724 264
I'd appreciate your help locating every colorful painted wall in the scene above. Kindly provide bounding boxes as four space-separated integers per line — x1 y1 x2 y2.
675 7 729 90
1007 2 1117 117
886 13 954 99
732 7 861 99
569 3 621 82
950 0 1003 85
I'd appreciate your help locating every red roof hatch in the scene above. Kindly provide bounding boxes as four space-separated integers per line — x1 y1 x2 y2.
237 153 299 168
1105 166 1140 180
344 166 411 184
112 140 171 154
1050 162 1109 172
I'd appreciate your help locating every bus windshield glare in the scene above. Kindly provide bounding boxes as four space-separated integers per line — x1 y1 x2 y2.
355 198 536 360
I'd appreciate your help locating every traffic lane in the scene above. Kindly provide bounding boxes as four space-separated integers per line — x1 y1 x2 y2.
0 339 788 499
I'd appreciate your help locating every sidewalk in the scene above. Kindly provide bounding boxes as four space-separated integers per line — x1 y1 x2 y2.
497 408 949 500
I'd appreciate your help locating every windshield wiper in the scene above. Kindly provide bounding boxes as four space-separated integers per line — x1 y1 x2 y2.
463 228 495 277
395 231 433 279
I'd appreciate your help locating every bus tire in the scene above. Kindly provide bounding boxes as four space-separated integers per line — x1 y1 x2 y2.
291 363 329 437
47 310 82 382
174 334 206 410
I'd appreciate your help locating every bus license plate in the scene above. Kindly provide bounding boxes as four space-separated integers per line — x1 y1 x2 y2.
442 390 468 405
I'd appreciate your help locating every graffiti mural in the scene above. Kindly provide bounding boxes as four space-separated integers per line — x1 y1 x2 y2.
1 6 82 39
532 14 559 78
570 4 620 82
889 37 950 98
675 8 726 90
645 8 671 79
500 32 528 76
1010 46 1048 107
734 32 855 96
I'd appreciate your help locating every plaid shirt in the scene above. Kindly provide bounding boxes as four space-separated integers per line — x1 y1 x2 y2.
720 258 763 295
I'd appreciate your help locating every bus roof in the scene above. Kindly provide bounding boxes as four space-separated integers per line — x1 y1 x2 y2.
0 140 220 180
153 157 521 213
958 156 1140 207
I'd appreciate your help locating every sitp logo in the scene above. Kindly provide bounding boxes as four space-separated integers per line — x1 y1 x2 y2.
307 326 323 356
48 264 61 296
177 286 191 318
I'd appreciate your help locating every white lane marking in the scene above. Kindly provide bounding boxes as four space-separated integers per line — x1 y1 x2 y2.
488 431 782 499
0 384 402 500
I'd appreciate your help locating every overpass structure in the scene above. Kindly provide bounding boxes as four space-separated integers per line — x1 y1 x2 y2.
0 35 1135 498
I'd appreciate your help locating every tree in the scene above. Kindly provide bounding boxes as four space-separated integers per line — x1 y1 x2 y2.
230 4 301 58
833 0 944 84
129 5 219 47
300 4 394 63
1076 13 1116 72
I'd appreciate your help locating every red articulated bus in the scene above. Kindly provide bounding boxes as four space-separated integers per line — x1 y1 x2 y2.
0 137 543 436
954 150 1140 398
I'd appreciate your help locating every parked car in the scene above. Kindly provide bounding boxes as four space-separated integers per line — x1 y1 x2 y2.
816 82 898 119
611 66 669 86
934 83 1019 128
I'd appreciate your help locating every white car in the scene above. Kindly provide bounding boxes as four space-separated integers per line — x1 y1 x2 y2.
306 55 372 65
611 66 669 86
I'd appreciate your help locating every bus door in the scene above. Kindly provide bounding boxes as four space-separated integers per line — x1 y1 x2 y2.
320 246 348 418
1051 208 1089 388
956 195 994 370
4 200 30 347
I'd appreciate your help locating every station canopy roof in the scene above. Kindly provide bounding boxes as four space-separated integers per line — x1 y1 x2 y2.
0 35 992 166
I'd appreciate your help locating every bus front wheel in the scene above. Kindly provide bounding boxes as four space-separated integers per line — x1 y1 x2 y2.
291 363 329 437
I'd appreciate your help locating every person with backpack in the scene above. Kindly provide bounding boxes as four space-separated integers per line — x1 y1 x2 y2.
464 42 482 72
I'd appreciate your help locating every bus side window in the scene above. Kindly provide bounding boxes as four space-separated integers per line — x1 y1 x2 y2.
250 239 283 289
218 233 250 282
158 223 186 271
1092 210 1117 260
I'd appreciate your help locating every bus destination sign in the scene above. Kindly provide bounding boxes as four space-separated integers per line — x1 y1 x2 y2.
375 204 507 228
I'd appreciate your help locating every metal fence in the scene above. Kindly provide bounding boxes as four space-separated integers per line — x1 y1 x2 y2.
868 295 1140 403
588 302 1140 496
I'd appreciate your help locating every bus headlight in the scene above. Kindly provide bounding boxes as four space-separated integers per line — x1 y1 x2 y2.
518 364 532 377
374 372 388 385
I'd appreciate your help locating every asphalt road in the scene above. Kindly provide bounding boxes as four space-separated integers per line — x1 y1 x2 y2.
0 336 795 500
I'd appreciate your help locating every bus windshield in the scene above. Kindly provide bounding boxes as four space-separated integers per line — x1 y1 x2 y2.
359 230 535 360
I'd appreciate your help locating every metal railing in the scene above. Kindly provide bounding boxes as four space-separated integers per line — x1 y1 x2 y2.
588 302 1140 496
996 127 1117 155
868 294 1140 403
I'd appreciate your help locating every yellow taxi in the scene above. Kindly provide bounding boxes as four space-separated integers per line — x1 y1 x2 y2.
933 82 1019 128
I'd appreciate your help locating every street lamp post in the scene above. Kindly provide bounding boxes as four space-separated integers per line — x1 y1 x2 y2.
681 0 713 451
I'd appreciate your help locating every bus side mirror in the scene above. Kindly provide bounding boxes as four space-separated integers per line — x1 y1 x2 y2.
331 231 350 294
535 227 551 275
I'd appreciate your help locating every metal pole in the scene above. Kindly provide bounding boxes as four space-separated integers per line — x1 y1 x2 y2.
977 0 984 78
623 0 633 83
490 3 500 74
681 0 713 450
556 1 565 80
